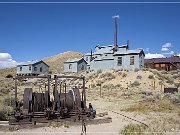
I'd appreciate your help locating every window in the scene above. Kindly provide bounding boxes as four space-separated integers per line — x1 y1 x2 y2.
160 64 165 67
117 57 122 66
86 57 88 61
20 67 22 71
81 65 84 70
130 56 134 65
40 67 42 72
105 54 107 56
69 64 72 69
34 67 37 71
155 64 159 68
29 66 31 71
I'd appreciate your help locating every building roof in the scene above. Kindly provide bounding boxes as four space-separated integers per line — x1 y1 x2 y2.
17 60 49 67
94 46 114 55
64 58 87 64
114 49 144 56
144 56 180 64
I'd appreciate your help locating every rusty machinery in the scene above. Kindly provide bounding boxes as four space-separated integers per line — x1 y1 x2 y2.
9 75 96 124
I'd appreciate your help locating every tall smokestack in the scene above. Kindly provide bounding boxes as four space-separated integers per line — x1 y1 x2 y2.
127 40 130 50
112 15 119 52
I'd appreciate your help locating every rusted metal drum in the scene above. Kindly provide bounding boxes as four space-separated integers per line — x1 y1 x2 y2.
33 93 44 112
59 88 81 111
73 87 81 109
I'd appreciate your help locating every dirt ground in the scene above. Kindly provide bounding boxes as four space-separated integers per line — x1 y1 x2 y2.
0 69 180 134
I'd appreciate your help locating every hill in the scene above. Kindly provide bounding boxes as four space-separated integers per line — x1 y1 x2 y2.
0 68 16 79
43 51 83 73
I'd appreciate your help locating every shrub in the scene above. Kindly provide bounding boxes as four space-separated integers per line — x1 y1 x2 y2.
174 83 180 88
134 68 139 72
99 72 115 80
121 124 147 135
136 75 142 79
172 73 180 79
148 75 154 79
0 111 8 121
91 84 96 88
122 73 127 78
130 81 140 87
97 69 102 74
102 84 116 89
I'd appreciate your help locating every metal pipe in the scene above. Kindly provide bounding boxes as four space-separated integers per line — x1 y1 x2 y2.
64 83 67 107
47 75 51 108
15 77 17 105
114 16 118 47
59 81 62 109
56 75 84 80
83 77 86 108
16 75 50 79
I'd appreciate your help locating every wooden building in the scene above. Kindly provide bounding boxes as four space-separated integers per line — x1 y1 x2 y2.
17 60 49 76
144 56 180 71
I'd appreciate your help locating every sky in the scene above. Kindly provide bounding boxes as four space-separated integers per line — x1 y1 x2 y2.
0 0 180 68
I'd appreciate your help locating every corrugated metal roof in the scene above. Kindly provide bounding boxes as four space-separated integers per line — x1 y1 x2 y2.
65 58 82 63
17 60 40 66
114 49 143 55
144 57 180 64
94 46 113 55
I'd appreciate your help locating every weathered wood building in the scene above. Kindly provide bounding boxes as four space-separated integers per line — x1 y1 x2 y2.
17 60 49 76
144 56 180 71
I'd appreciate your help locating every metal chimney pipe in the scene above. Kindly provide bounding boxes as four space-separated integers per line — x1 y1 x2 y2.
127 40 130 50
114 17 118 46
112 15 119 51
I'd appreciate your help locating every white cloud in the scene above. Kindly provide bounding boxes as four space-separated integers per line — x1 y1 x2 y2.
145 53 165 59
178 54 180 57
145 48 149 52
161 42 173 52
162 51 174 55
161 47 169 52
0 53 18 68
162 42 172 48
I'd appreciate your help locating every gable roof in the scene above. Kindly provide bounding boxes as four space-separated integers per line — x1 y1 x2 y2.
144 56 180 64
64 58 87 64
17 60 49 67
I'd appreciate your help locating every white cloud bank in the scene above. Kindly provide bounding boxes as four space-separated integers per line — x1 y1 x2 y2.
0 53 18 68
162 51 174 55
145 53 165 59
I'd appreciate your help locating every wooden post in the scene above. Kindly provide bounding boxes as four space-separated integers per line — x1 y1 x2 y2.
153 79 155 90
100 84 102 98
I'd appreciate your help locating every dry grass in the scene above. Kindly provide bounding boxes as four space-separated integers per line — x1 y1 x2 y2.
121 116 180 135
0 68 16 78
121 124 147 135
123 98 179 114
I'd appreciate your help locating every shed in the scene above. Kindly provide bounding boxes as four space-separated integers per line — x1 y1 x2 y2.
144 56 180 71
64 58 87 73
17 60 49 76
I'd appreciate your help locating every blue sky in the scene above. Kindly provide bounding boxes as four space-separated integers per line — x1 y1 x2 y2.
0 1 180 68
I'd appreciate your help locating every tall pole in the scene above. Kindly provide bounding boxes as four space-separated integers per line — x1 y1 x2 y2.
113 15 119 51
114 17 118 46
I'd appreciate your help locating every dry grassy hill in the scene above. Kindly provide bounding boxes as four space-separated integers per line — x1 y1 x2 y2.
0 68 16 79
43 51 83 73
